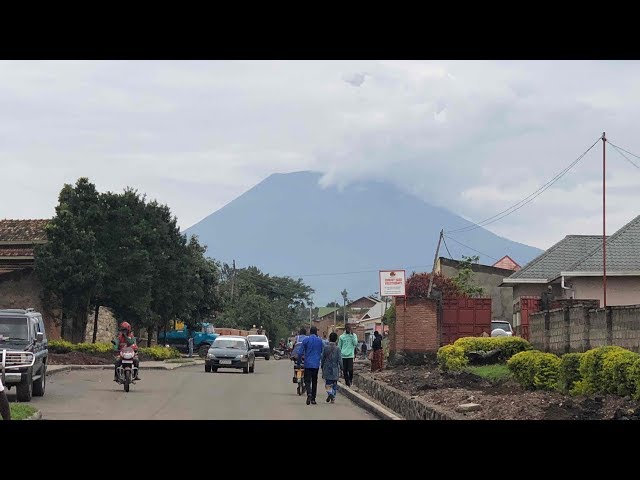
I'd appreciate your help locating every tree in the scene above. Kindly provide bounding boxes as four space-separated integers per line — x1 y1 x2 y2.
35 178 104 342
452 255 484 297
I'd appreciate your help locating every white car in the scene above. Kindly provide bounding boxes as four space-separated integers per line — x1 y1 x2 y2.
490 320 514 337
247 334 271 360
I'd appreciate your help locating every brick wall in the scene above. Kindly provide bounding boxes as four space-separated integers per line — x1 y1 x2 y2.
392 297 439 353
590 309 608 348
612 306 640 352
569 306 590 352
529 311 545 350
315 315 336 337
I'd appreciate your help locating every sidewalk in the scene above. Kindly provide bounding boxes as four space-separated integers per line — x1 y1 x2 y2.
47 359 204 376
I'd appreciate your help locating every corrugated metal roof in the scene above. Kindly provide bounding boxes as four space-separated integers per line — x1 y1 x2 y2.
506 235 604 282
567 215 640 273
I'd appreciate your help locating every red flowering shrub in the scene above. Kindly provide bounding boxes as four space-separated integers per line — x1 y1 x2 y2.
405 272 466 298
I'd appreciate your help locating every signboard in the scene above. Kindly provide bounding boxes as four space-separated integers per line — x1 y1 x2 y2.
379 270 406 296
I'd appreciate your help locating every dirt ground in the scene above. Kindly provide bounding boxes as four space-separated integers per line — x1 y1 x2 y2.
354 361 640 420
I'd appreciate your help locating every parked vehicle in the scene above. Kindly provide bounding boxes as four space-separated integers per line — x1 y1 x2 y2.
205 336 255 374
0 308 48 402
114 346 139 392
157 322 219 358
247 334 271 360
490 320 514 337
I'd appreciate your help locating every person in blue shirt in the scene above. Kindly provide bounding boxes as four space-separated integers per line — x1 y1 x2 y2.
300 325 324 405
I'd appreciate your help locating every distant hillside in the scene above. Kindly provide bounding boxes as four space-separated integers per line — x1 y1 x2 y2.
184 171 542 305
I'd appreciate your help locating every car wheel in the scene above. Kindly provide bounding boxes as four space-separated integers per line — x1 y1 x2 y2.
265 355 270 361
243 364 249 374
205 364 212 373
212 367 218 373
33 364 46 397
249 362 255 373
16 368 33 402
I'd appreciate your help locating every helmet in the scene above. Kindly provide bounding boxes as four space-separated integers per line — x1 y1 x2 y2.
119 321 132 333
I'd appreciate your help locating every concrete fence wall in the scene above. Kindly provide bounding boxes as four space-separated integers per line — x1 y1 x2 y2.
530 304 640 353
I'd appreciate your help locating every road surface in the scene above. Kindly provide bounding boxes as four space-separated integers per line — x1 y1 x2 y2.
13 359 376 420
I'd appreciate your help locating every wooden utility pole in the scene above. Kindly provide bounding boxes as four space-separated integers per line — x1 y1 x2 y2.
602 132 607 308
427 229 444 298
230 259 236 302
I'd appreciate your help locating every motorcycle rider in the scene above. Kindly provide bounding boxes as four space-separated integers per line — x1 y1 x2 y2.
112 322 141 382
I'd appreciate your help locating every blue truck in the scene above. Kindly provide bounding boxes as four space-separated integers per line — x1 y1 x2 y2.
157 322 219 357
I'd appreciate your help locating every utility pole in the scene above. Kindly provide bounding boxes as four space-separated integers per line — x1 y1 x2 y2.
602 132 607 308
427 229 444 298
333 303 337 332
309 305 312 329
230 259 236 302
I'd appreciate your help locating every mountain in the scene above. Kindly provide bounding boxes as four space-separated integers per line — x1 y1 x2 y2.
184 171 542 305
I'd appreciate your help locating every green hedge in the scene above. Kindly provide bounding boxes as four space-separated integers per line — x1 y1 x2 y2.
575 346 630 395
74 342 112 354
507 351 561 391
138 345 181 360
558 353 583 393
437 344 468 371
48 340 74 354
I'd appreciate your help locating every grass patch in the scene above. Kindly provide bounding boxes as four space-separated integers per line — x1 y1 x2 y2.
466 364 512 381
10 403 38 420
164 358 196 364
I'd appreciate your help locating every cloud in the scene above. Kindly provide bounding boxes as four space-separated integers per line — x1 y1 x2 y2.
0 60 639 251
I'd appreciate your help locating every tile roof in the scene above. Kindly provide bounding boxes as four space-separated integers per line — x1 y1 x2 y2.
566 215 640 273
506 235 604 282
0 219 49 242
0 246 36 257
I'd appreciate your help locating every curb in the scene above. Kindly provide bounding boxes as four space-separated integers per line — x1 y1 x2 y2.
338 380 403 420
47 361 203 375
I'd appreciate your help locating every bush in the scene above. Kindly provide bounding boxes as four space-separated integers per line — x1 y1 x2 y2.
139 345 181 361
629 358 640 401
601 348 639 396
74 342 112 354
578 346 630 395
558 353 583 394
437 344 469 371
453 336 532 362
507 350 561 390
48 340 74 354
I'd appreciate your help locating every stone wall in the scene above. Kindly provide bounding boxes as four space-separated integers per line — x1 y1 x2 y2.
352 372 457 420
84 306 118 344
529 304 640 353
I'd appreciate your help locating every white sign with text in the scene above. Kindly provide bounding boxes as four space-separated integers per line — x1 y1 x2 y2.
379 270 406 296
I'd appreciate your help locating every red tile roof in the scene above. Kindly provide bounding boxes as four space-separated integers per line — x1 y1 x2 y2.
0 219 49 242
492 255 521 271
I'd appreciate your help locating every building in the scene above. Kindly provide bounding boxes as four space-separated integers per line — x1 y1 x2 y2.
502 214 640 308
314 306 340 338
492 255 521 271
436 256 517 321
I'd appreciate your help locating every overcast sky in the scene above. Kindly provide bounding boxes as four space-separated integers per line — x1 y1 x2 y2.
1 60 639 250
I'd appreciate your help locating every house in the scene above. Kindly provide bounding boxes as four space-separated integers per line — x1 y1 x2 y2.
436 256 517 321
0 219 119 342
492 255 521 271
345 295 380 324
502 214 640 308
314 306 340 338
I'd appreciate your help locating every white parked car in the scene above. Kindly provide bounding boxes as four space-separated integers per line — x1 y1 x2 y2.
490 320 514 337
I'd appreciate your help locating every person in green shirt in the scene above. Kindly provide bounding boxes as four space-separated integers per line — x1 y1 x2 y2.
338 324 358 386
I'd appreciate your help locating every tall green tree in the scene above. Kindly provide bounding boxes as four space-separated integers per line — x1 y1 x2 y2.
452 255 484 297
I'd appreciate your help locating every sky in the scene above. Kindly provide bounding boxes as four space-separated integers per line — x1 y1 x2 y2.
1 60 640 250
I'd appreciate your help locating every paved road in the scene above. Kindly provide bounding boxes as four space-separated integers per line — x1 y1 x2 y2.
12 359 376 420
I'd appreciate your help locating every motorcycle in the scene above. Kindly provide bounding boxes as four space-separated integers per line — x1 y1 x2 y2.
115 346 139 392
273 347 289 360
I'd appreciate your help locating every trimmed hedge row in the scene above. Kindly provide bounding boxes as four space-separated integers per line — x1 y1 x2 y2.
508 345 640 399
48 340 181 360
437 336 532 371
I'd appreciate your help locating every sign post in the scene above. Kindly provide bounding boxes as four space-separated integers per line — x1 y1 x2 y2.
379 270 406 297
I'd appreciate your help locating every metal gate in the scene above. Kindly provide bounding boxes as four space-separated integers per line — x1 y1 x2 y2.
441 297 492 345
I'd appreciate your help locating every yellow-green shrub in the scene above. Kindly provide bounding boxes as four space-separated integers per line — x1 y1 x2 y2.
558 353 583 394
437 344 468 371
139 345 181 360
48 340 74 353
507 350 561 390
601 348 639 396
74 342 112 354
629 358 640 400
578 346 629 394
453 336 532 362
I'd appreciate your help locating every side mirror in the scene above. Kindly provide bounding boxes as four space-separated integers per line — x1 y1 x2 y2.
36 332 44 343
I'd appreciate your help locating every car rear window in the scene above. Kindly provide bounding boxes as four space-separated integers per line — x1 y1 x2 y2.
213 339 247 349
248 335 268 343
491 322 511 331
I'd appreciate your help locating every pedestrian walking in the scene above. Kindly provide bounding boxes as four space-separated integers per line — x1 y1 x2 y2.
300 326 324 405
371 331 384 372
188 336 194 358
338 324 358 386
321 332 342 403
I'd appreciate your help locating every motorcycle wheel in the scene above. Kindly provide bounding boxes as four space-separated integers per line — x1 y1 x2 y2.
124 369 131 392
274 353 281 360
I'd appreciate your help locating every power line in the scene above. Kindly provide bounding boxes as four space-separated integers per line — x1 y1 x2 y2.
443 235 499 262
442 235 454 259
445 137 601 234
608 141 640 170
